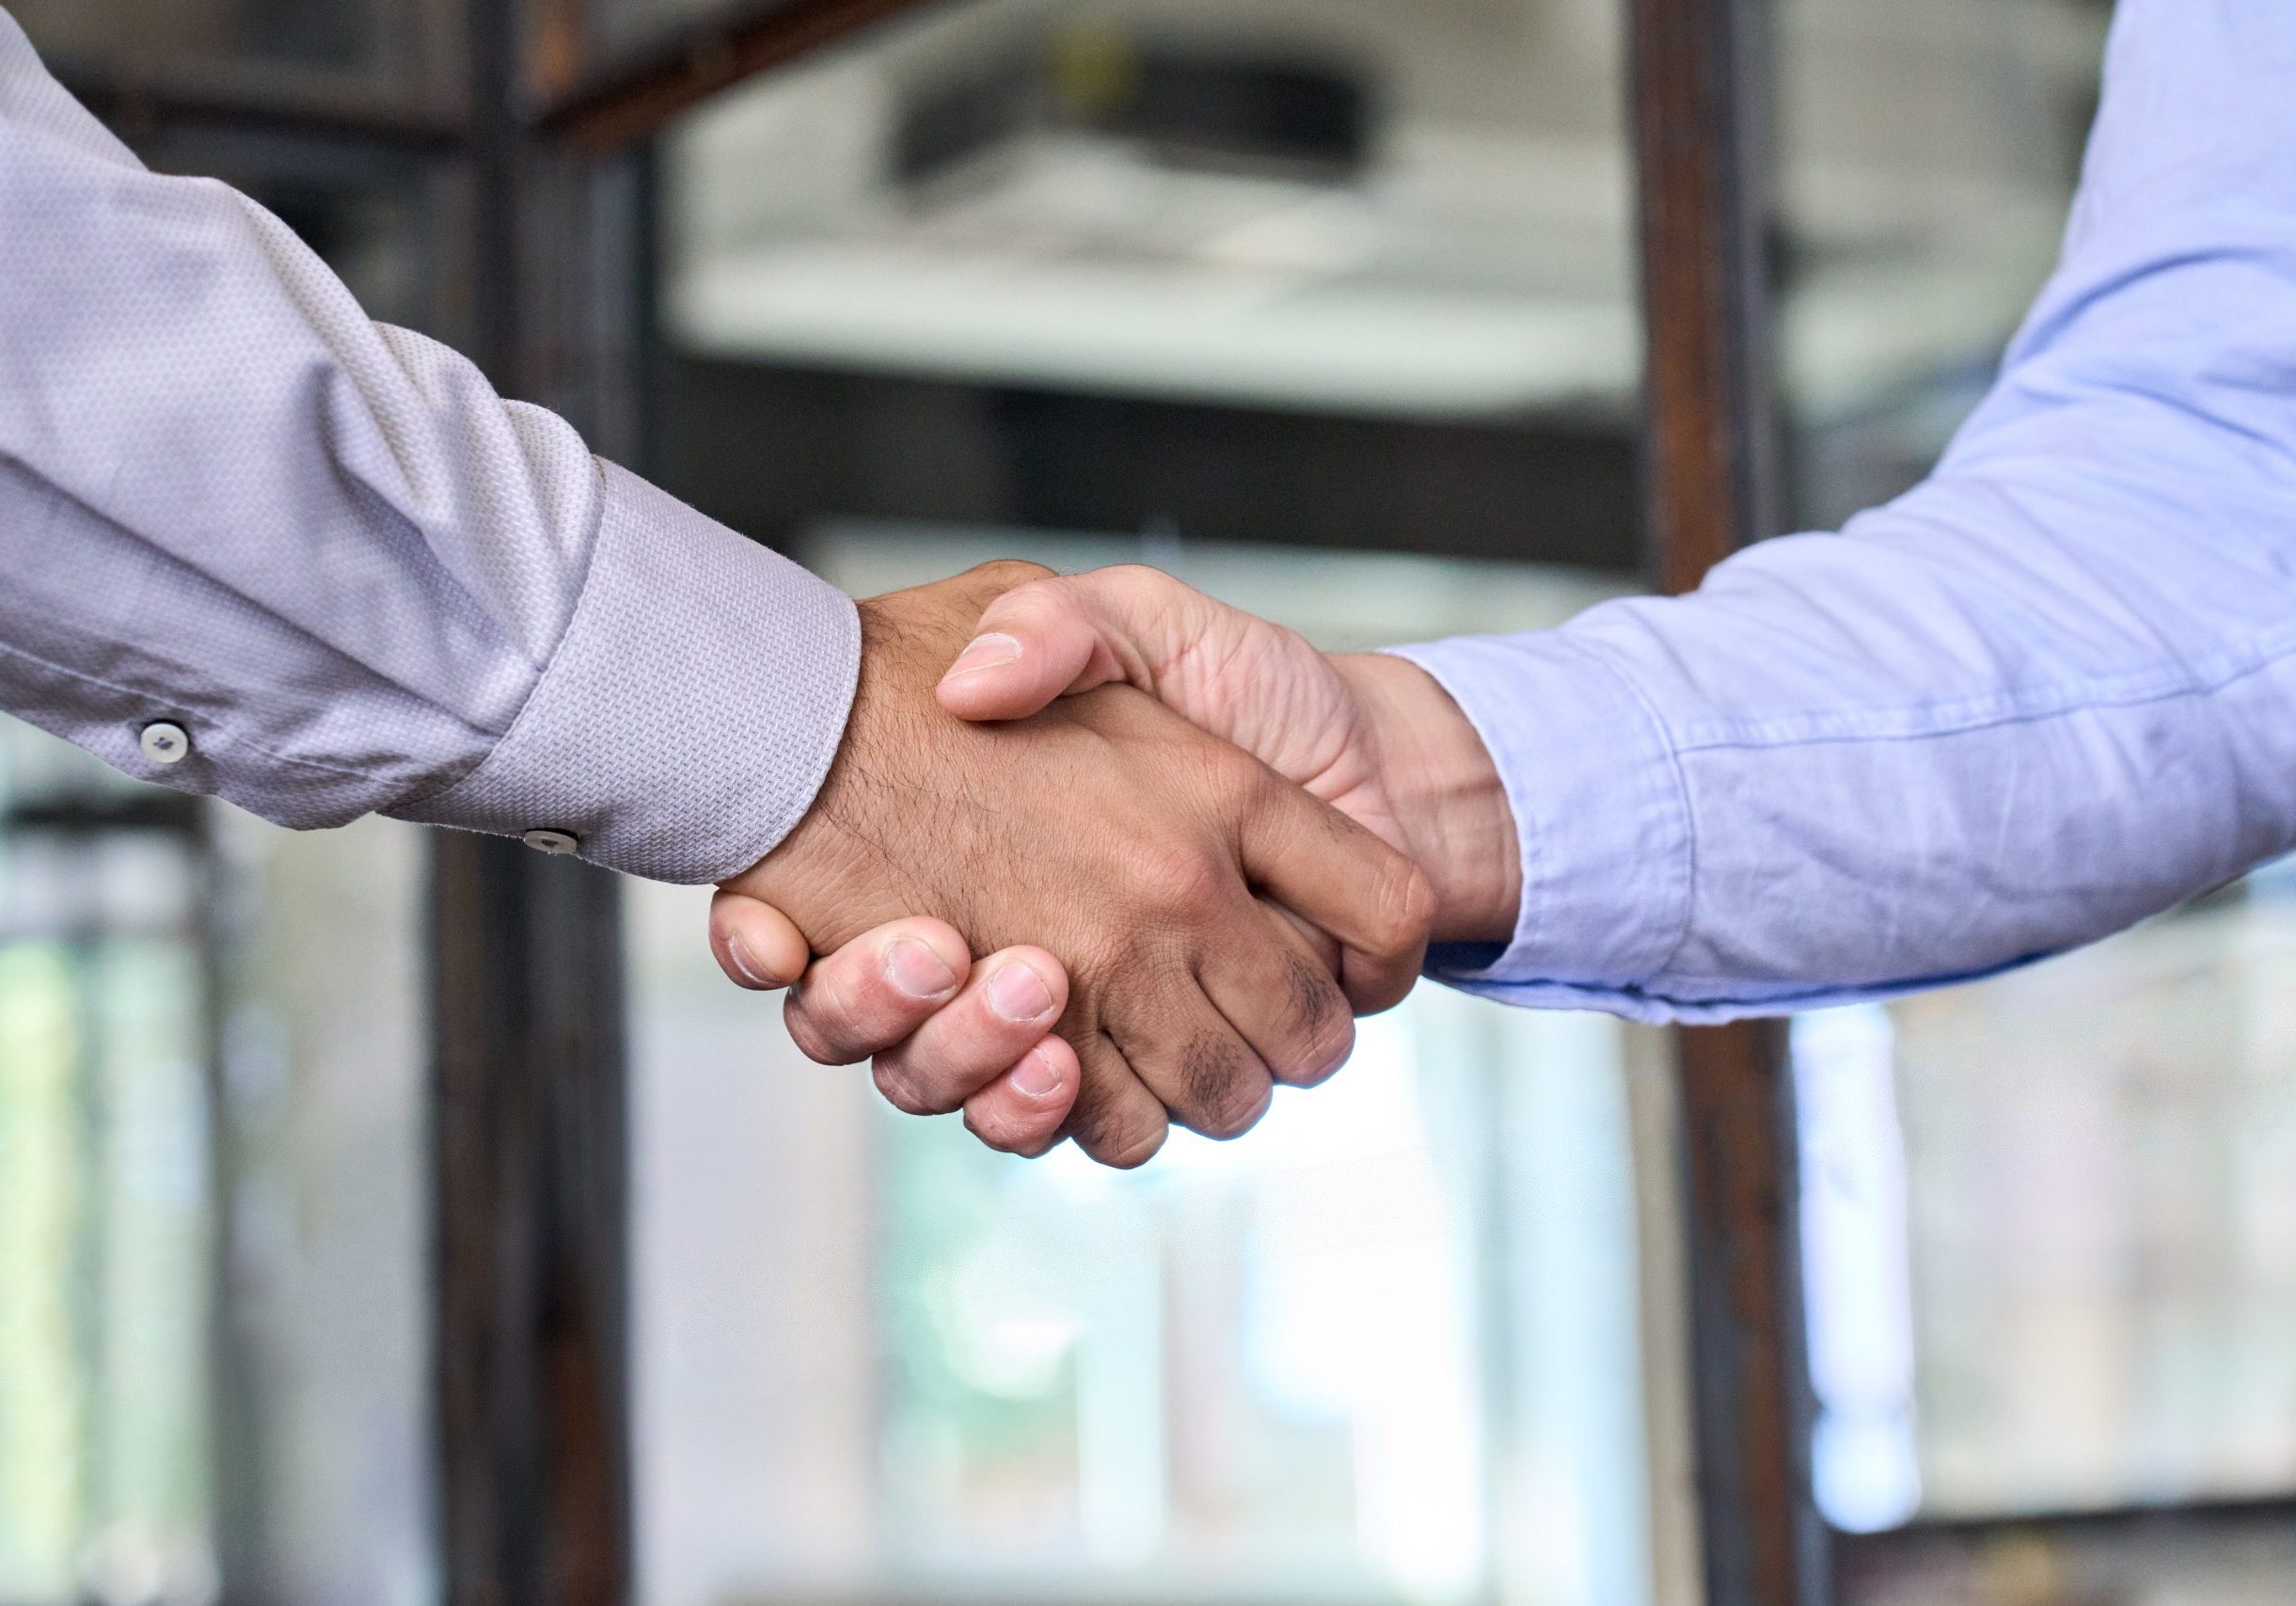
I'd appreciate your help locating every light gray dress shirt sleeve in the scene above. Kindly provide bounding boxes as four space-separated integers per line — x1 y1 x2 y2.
0 8 860 883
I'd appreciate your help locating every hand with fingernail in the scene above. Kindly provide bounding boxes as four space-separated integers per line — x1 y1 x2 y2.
716 562 1436 1169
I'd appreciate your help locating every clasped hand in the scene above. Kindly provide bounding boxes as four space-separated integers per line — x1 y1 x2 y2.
714 562 1516 1167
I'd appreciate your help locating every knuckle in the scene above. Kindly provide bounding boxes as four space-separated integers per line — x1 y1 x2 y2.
1197 740 1263 808
1180 1035 1272 1139
872 1058 939 1119
1297 1017 1354 1085
783 999 847 1067
967 1101 1052 1156
1286 946 1348 1025
1196 1083 1274 1142
1114 924 1191 983
1280 952 1354 1084
790 964 874 1060
1367 856 1437 957
966 558 1056 594
963 1104 1019 1152
1074 1097 1167 1169
1095 1118 1169 1170
1102 563 1175 599
1134 842 1229 918
1292 1042 1351 1089
903 1052 976 1116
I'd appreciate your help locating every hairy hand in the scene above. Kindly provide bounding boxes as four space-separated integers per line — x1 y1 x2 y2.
720 563 1433 1168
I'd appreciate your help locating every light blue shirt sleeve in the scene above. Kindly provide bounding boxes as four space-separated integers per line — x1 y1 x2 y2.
0 8 859 883
1391 0 2296 1023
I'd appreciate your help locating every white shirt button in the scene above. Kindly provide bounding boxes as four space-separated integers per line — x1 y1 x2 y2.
522 829 580 857
140 722 192 766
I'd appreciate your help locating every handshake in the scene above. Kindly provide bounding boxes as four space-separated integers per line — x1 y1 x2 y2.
709 561 1522 1169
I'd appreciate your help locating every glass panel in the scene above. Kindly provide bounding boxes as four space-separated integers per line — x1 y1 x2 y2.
631 535 1668 1606
1840 1511 2296 1606
1799 881 2296 1531
8 0 463 116
1774 0 2107 530
0 741 214 1603
212 809 435 1606
0 718 433 1606
0 713 156 813
663 0 1635 424
1773 0 2296 1550
0 117 444 1602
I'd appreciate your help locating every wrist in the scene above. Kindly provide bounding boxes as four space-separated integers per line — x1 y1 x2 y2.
721 591 943 940
1334 652 1520 946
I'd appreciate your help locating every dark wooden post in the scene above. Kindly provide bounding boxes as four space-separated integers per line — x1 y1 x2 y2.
425 5 948 1601
428 2 633 1603
1627 0 1826 1603
431 839 628 1606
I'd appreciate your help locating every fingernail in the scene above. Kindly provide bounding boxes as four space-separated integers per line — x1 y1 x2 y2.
885 938 958 1000
724 931 769 989
988 961 1054 1023
943 633 1022 680
1012 1046 1063 1099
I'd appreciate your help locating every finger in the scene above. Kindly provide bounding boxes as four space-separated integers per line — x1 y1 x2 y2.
710 891 812 991
1107 1002 1275 1144
782 918 972 1068
1063 1032 1172 1169
872 947 1070 1116
937 566 1210 723
1238 773 1435 1016
1269 899 1345 974
961 1037 1083 1158
1198 903 1356 1089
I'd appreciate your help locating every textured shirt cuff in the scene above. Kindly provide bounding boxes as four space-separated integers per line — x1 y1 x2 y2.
389 462 860 883
1383 631 1692 1006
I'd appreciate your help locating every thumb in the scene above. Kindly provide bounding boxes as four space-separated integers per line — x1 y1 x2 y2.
936 565 1215 722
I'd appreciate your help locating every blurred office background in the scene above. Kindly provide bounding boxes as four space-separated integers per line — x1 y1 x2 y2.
4 2 2294 1606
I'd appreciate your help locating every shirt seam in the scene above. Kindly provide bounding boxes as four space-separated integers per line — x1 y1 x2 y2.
0 630 376 783
1440 947 2056 1025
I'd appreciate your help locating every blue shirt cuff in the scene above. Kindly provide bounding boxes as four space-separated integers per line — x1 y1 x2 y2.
1383 632 1692 1005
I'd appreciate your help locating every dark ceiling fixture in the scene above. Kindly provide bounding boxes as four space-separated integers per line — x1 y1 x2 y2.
893 28 1379 192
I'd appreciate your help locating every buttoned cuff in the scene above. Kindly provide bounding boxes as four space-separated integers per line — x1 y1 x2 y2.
389 462 860 883
1383 632 1692 1008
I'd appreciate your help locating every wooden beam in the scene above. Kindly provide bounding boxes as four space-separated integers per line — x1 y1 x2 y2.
429 2 634 1603
1627 0 1824 1603
431 837 629 1606
55 64 466 151
533 0 944 154
1631 0 1776 589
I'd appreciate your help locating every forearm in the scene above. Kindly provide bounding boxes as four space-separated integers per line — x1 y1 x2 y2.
1386 469 2296 1023
1375 0 2296 1022
1393 397 2296 1024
